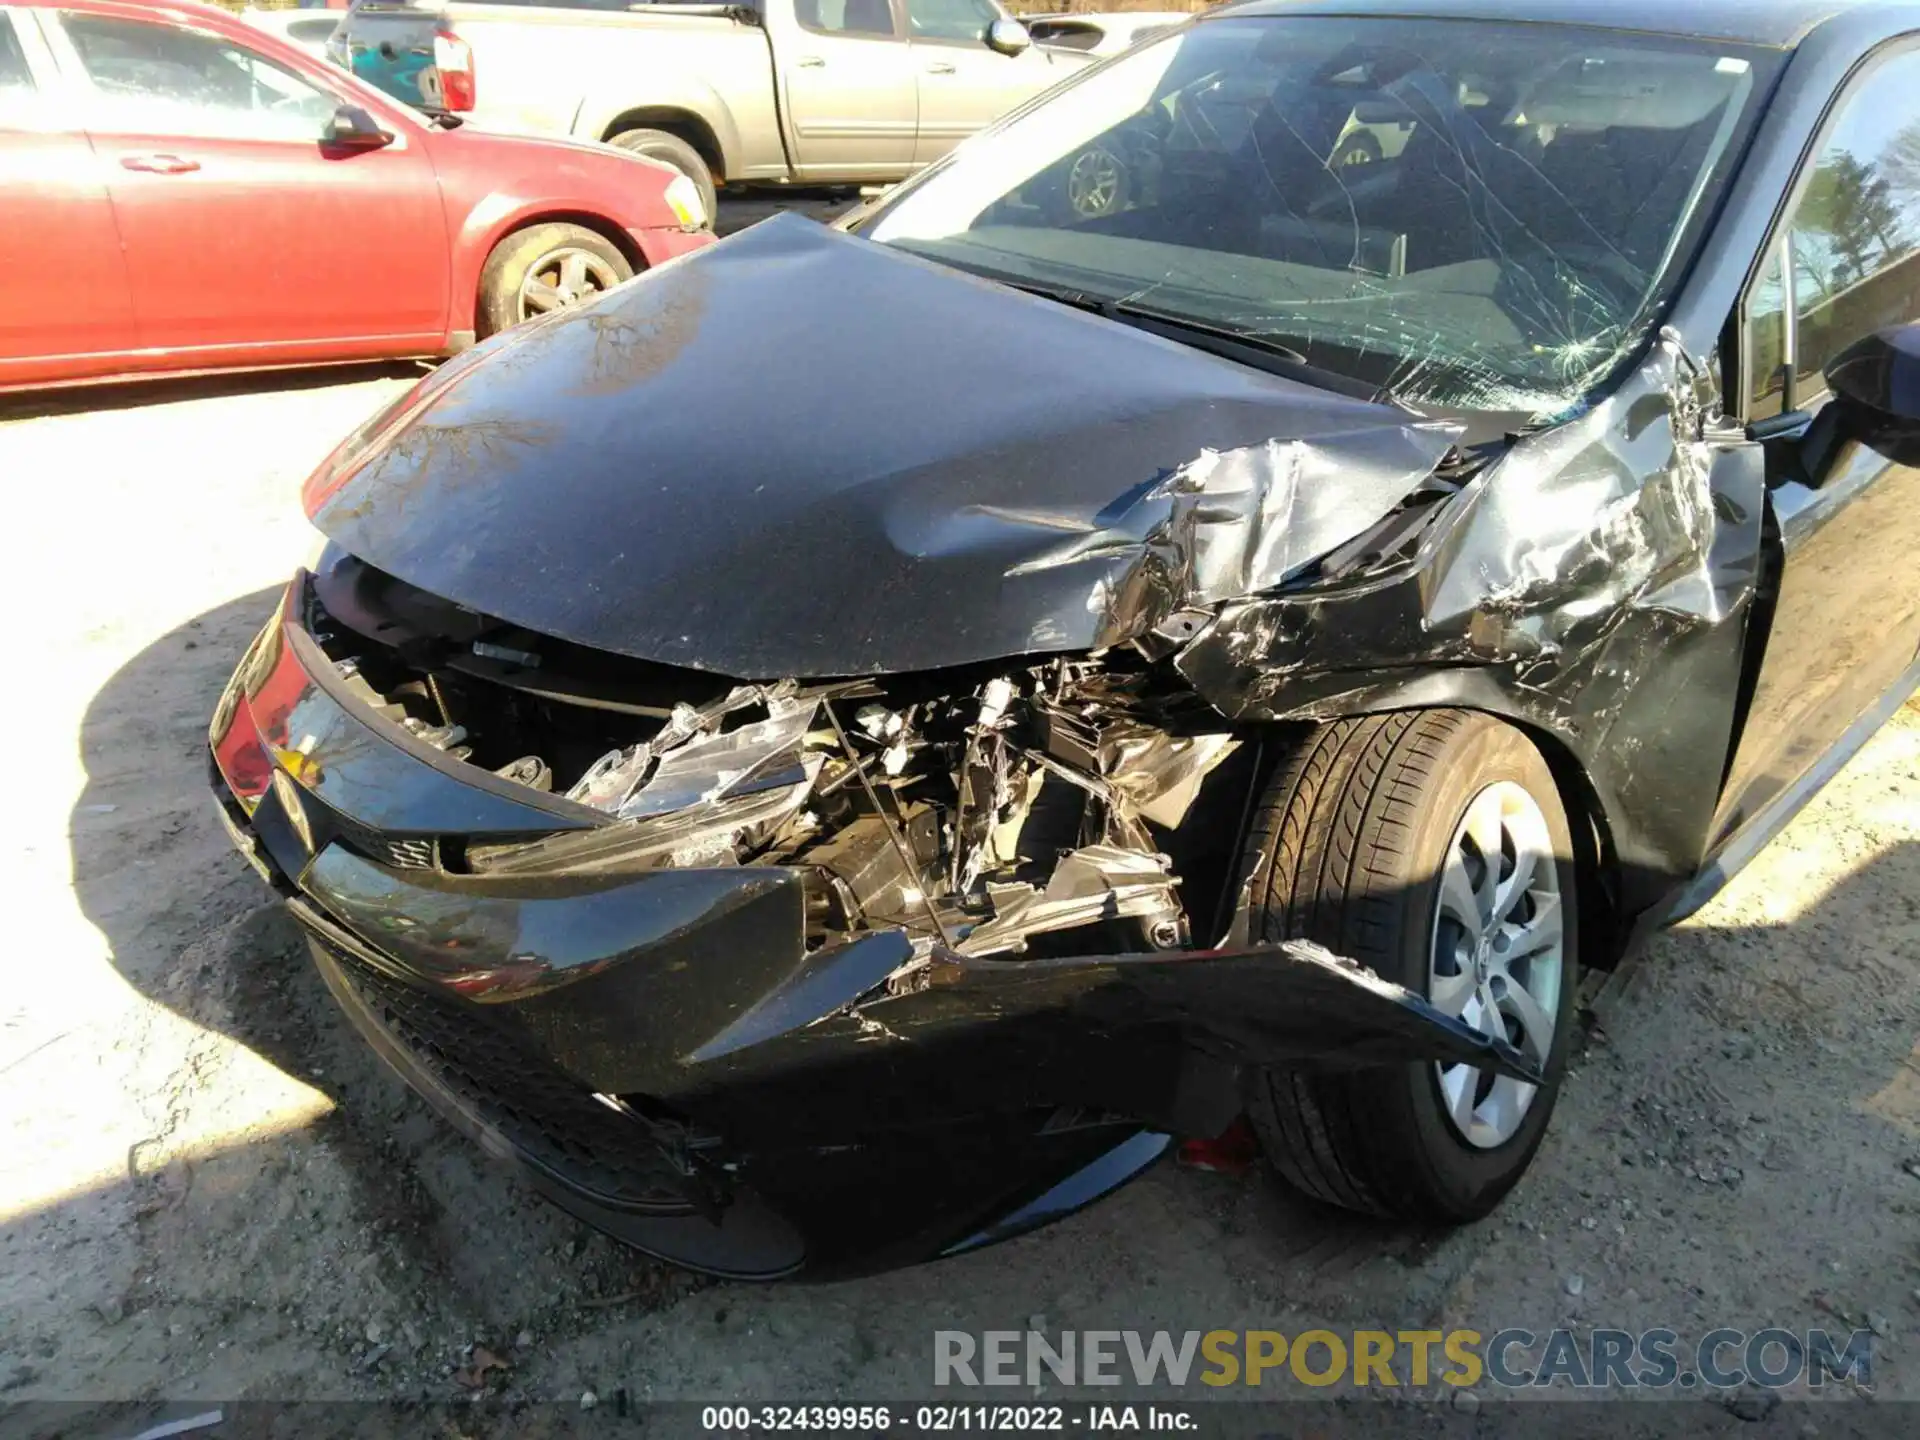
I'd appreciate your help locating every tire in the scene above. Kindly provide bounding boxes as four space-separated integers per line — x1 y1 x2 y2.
1242 710 1579 1222
607 128 718 226
475 222 634 340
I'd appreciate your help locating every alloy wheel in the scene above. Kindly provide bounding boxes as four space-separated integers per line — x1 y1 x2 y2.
516 246 623 321
1428 780 1566 1149
1066 147 1124 219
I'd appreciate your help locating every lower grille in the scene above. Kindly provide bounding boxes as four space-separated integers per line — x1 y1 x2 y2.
319 943 701 1215
321 808 438 871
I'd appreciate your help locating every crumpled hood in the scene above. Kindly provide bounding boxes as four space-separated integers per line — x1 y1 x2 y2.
305 214 1456 678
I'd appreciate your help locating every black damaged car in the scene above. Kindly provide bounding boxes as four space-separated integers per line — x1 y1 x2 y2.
211 0 1920 1278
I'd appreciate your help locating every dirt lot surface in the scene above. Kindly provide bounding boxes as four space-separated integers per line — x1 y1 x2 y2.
3 362 1919 1433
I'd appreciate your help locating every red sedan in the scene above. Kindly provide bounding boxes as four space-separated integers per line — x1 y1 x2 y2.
0 0 713 392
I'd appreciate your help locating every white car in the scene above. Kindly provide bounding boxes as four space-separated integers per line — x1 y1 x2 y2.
1020 9 1191 55
239 6 345 61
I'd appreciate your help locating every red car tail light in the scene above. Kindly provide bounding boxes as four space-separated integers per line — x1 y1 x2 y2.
432 27 475 112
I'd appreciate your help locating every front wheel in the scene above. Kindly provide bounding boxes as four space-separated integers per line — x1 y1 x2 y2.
476 222 634 339
1242 710 1578 1221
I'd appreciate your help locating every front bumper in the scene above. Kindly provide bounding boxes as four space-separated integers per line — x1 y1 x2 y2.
209 576 1537 1278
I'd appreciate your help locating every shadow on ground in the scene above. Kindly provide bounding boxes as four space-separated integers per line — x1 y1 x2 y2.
0 363 427 425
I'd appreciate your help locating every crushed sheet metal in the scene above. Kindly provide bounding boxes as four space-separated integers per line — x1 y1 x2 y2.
955 843 1183 957
301 215 1463 677
1180 332 1766 910
871 938 1545 1085
1000 417 1461 649
1096 727 1238 829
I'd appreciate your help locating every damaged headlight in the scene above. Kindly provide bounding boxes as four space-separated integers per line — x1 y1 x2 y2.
466 774 818 875
472 689 827 874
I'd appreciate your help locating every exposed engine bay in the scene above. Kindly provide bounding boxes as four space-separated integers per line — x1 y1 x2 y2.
312 552 1254 965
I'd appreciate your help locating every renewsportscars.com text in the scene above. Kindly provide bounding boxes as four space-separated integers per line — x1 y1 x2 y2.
933 1328 1873 1391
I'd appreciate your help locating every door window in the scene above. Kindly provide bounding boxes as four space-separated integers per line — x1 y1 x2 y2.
1025 19 1100 51
1783 49 1920 401
58 12 341 140
907 0 996 44
0 14 35 95
0 12 48 129
1744 240 1789 420
795 0 898 38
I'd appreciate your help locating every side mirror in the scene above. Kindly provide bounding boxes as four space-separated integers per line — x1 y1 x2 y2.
323 104 393 150
986 16 1031 55
1821 322 1920 467
1825 322 1920 422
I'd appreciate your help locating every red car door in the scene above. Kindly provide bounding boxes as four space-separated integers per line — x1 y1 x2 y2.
0 7 135 386
44 4 450 362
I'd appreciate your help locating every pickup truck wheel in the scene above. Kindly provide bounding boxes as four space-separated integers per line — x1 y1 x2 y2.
608 128 719 225
1241 710 1578 1222
477 223 634 338
1331 129 1383 169
1056 143 1129 221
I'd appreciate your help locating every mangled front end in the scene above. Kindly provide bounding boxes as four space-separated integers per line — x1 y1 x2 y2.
208 219 1576 1275
210 531 1536 1276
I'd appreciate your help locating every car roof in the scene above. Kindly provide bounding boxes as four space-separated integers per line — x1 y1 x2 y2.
1212 0 1893 48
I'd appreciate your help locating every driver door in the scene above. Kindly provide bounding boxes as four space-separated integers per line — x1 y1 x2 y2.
45 5 447 357
1714 43 1920 844
908 0 1063 165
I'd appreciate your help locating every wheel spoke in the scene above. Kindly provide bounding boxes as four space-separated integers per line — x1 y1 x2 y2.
1429 967 1475 1018
1479 1075 1532 1137
1493 842 1537 925
1437 850 1484 935
522 279 565 314
561 252 591 292
1462 787 1505 916
1501 976 1556 1060
1508 890 1563 961
1439 1063 1479 1132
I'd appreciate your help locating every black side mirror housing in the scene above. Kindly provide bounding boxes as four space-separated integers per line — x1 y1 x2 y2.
1821 322 1920 465
1825 321 1920 419
324 105 394 150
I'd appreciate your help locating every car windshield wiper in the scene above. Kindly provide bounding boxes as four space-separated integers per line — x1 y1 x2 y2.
989 274 1385 404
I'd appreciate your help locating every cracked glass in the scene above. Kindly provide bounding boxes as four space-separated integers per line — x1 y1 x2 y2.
867 16 1781 423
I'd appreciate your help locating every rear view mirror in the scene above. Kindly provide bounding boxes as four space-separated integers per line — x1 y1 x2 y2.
323 104 393 150
987 17 1031 55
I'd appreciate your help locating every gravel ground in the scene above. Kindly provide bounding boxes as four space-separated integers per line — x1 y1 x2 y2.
2 363 1918 1432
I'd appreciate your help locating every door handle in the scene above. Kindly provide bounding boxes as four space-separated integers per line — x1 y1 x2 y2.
925 60 956 74
121 153 200 174
795 54 825 66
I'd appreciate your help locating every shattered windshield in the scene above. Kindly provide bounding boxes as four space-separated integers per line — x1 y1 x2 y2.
866 17 1780 419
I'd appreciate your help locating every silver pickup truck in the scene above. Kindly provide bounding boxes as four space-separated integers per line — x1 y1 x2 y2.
332 0 1093 219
